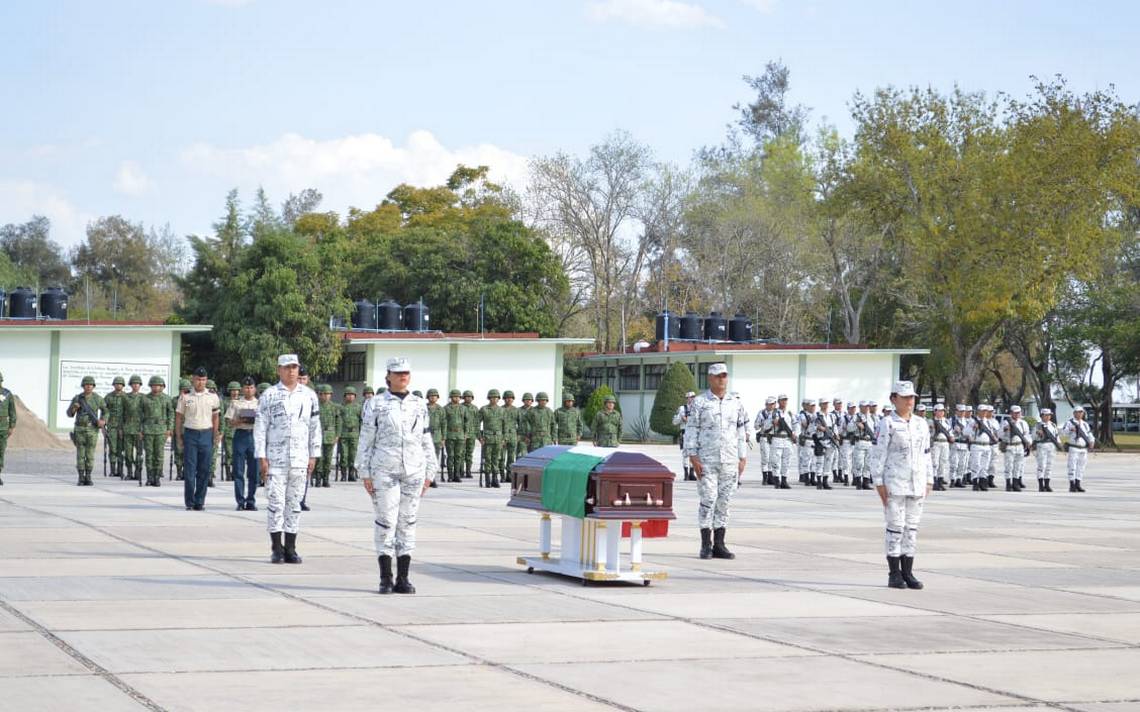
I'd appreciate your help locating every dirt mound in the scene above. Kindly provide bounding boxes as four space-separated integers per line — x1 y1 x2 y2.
8 396 71 450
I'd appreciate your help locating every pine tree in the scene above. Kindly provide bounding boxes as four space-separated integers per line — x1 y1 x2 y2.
650 362 695 438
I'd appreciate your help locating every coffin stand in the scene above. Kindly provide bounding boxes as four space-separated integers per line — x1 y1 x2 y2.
508 446 675 586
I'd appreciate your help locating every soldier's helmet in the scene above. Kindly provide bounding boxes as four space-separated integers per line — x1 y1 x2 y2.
412 390 422 397
562 392 574 402
503 390 515 399
343 386 357 396
449 388 461 398
426 388 439 397
522 392 534 401
257 382 270 394
604 395 616 403
536 392 549 401
129 374 143 385
148 375 165 387
206 379 217 390
81 375 96 386
488 389 500 398
179 379 191 390
227 381 240 392
462 390 474 398
317 384 333 394
362 386 374 395
111 376 125 386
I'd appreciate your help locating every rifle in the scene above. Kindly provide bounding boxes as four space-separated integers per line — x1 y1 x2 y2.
72 394 109 476
933 418 955 444
221 436 231 482
816 413 840 447
1037 422 1063 451
1067 419 1091 451
136 431 144 487
1010 421 1031 457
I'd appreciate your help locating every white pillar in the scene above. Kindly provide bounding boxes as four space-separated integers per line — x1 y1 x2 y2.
605 520 621 573
539 513 552 560
594 522 607 572
629 521 643 572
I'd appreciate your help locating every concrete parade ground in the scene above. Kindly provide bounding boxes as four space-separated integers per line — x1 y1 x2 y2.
1 445 1140 712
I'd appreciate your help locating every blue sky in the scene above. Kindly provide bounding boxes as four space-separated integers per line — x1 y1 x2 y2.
1 0 1136 247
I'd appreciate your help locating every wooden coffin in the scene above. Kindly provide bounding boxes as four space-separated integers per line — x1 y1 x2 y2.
508 446 675 521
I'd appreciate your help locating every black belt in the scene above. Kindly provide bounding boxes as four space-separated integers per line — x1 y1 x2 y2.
1069 444 1087 449
771 433 790 438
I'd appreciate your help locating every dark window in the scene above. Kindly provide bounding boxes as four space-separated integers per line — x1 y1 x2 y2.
606 367 617 389
643 364 667 390
586 367 605 390
697 362 710 391
619 365 641 391
331 351 366 383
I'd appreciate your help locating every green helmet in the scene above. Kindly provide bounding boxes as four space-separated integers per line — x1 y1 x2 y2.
522 392 534 401
378 387 388 393
343 386 357 396
412 390 423 397
206 379 217 391
257 382 270 395
449 389 461 398
462 390 474 398
129 374 143 385
363 385 374 395
179 379 191 390
317 384 333 394
487 389 500 398
503 390 515 399
562 392 574 402
604 395 616 403
148 375 165 387
111 376 125 386
536 392 549 401
227 381 240 392
81 375 96 386
426 388 439 397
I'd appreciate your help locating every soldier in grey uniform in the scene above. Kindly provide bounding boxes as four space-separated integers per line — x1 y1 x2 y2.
851 401 875 490
767 394 796 490
813 398 838 490
838 401 857 486
356 357 438 594
1033 408 1060 492
683 363 748 560
753 396 775 484
672 391 696 480
1000 405 1031 492
929 403 952 491
1062 406 1094 492
966 405 996 491
797 398 816 485
949 404 970 487
869 381 932 590
254 354 321 564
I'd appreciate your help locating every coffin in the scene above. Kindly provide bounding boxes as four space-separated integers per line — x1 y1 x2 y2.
508 445 675 521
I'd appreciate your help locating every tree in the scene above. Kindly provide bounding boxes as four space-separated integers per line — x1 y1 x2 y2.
582 384 620 434
0 216 70 286
649 362 695 439
734 59 810 147
71 215 172 319
281 188 323 226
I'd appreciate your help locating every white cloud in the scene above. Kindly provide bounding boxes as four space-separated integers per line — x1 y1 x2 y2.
586 0 724 29
180 130 530 215
0 179 94 247
113 161 154 196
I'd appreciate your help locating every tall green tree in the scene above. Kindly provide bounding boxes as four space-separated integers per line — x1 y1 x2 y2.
0 216 70 286
649 362 695 439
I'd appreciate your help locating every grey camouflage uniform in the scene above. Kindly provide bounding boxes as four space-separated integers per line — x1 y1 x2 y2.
254 382 322 535
869 413 933 557
683 390 749 529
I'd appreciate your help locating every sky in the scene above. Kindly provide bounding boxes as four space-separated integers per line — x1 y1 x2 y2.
1 0 1137 247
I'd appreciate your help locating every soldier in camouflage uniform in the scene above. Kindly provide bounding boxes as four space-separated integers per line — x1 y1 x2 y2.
220 382 240 482
103 376 128 478
140 376 173 486
554 393 581 445
0 371 16 486
255 354 321 565
425 388 444 487
257 382 270 398
526 393 555 450
517 393 533 459
67 376 107 486
478 389 506 488
592 395 622 447
443 389 467 483
123 375 145 480
171 379 190 480
684 363 748 561
356 357 438 595
461 390 478 479
339 386 362 482
501 390 519 479
315 384 340 488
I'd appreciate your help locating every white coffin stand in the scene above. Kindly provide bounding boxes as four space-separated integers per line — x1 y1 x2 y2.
518 512 666 586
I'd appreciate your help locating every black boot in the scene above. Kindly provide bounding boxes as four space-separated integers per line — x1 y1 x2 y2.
699 528 713 559
1037 478 1044 492
1005 479 1013 492
1044 478 1052 492
77 470 84 486
270 532 285 564
84 470 94 486
761 472 770 485
712 528 735 559
778 475 790 489
1013 477 1023 492
900 555 923 589
809 472 817 486
972 477 982 491
820 475 832 490
887 556 906 589
1069 480 1076 492
283 533 302 564
799 472 808 484
1074 479 1085 493
933 477 945 492
465 463 472 479
987 474 996 488
491 473 501 488
378 555 394 594
394 555 415 593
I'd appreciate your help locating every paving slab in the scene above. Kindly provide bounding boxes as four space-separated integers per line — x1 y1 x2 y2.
982 612 1140 645
0 675 144 712
326 592 667 626
0 631 92 676
14 597 359 631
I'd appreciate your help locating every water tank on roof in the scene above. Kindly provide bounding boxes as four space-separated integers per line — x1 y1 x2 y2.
678 311 703 340
8 287 37 319
704 311 728 341
403 302 429 332
40 287 68 320
377 299 403 331
729 313 752 342
654 310 680 342
351 299 376 330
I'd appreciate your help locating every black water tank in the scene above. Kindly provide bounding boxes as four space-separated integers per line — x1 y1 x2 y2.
729 313 752 342
40 287 68 320
377 299 403 330
403 302 429 331
351 299 376 330
8 287 37 319
704 311 728 341
654 311 680 342
678 312 703 340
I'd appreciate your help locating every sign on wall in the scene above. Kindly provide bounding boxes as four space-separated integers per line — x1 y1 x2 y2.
59 360 171 400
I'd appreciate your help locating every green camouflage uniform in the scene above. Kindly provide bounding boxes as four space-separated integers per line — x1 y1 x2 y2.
141 380 174 486
123 380 145 480
554 401 582 446
338 395 362 481
221 387 239 481
426 392 445 478
443 394 468 483
0 373 16 485
462 392 479 478
502 398 520 476
479 393 506 488
592 408 623 447
317 388 341 487
171 381 189 479
526 401 555 451
67 383 106 484
517 399 533 459
103 383 129 477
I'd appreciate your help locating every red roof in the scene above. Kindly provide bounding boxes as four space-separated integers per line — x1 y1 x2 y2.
0 319 182 327
343 330 541 341
580 341 870 356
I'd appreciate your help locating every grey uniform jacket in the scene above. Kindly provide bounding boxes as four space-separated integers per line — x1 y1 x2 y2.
253 382 322 470
683 390 749 467
355 391 440 482
869 412 933 495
